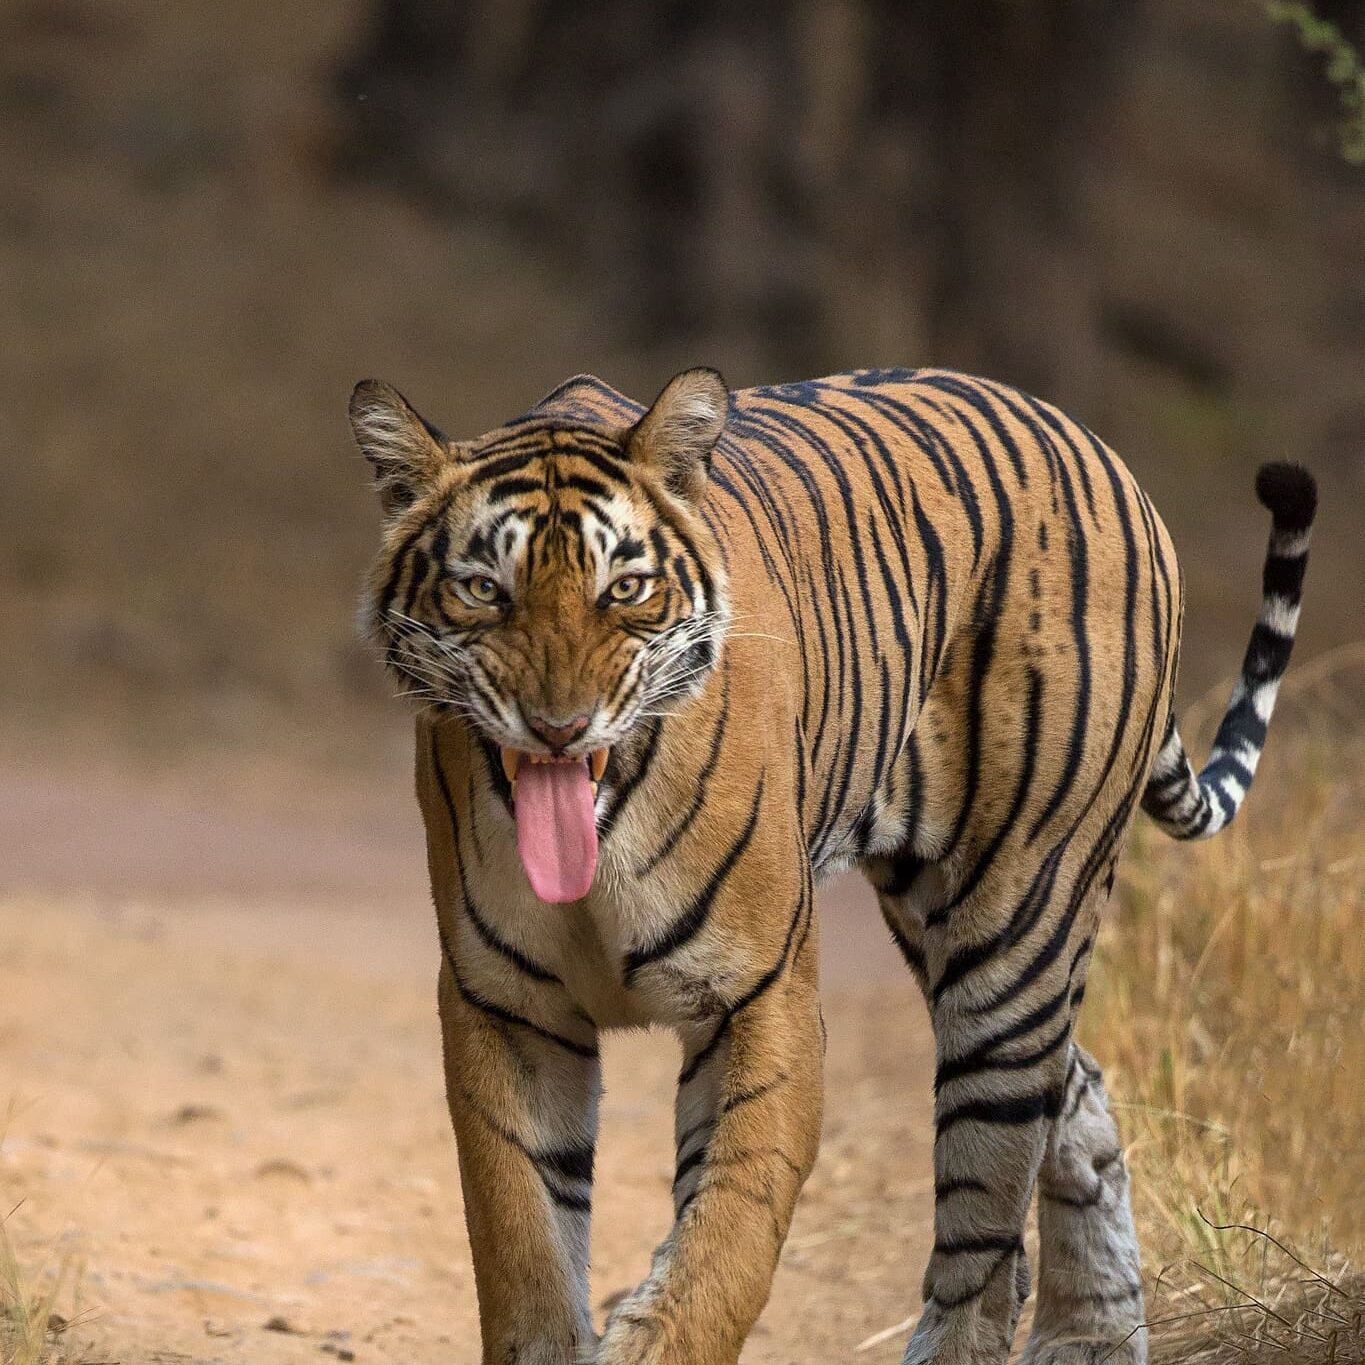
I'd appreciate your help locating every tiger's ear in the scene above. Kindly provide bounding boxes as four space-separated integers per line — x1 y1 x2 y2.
349 379 452 516
626 368 728 501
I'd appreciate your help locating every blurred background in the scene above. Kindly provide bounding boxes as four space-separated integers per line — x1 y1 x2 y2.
3 0 1363 791
1 5 1362 1363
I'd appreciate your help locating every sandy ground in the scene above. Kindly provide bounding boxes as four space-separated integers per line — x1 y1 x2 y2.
0 764 940 1365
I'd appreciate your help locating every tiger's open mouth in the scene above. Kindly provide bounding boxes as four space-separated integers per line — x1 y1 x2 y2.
499 746 610 905
499 747 610 788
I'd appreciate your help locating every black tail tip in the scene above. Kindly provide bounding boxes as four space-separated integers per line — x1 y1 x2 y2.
1255 462 1317 533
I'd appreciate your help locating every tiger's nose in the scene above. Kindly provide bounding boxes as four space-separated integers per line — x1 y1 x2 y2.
525 712 591 751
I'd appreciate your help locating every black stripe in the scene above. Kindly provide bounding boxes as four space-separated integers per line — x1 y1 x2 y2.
934 1233 1022 1257
448 961 598 1059
1041 1183 1103 1211
852 387 984 563
451 1077 596 1216
677 857 811 1088
624 774 765 982
932 835 1070 1006
907 484 949 699
935 1089 1061 1137
598 715 664 838
636 674 731 874
429 732 562 985
932 1246 1021 1310
994 785 1147 1015
487 476 544 502
540 1143 594 1183
562 473 615 501
1262 551 1307 602
1025 440 1093 843
882 907 926 978
934 1017 1072 1093
375 494 452 622
672 1145 708 1189
936 1176 989 1197
721 1072 790 1114
918 373 1029 484
545 1185 592 1212
464 451 539 485
945 979 1072 1077
929 666 1044 927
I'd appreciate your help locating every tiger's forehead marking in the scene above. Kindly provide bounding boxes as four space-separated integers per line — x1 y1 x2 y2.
467 419 627 466
454 444 652 587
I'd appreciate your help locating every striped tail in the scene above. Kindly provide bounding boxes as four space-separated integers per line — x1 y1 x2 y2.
1142 462 1317 841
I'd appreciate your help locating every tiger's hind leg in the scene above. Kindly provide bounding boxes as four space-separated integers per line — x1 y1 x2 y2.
870 829 1149 1365
907 982 1061 1365
873 878 1058 1365
1020 1043 1146 1365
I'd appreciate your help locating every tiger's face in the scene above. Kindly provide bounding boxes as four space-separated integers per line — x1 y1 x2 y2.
352 369 730 784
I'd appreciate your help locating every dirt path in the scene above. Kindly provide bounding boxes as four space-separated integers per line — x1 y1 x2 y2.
0 768 939 1364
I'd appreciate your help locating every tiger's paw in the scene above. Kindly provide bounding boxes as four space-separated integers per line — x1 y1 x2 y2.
899 1297 1016 1365
1017 1329 1147 1365
593 1300 668 1365
899 1301 963 1365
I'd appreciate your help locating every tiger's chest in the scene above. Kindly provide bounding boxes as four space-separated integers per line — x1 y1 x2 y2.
445 775 741 1031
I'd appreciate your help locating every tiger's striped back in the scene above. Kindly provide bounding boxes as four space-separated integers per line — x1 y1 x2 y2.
530 367 1310 868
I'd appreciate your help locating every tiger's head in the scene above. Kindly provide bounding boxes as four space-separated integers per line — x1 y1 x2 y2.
351 369 731 897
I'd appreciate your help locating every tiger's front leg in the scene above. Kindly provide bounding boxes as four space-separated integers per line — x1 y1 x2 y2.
437 960 602 1365
596 860 823 1365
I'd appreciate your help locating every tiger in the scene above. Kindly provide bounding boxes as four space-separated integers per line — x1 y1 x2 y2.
349 364 1316 1365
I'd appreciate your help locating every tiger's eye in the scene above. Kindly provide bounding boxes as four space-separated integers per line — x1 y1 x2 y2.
610 575 648 603
463 575 501 605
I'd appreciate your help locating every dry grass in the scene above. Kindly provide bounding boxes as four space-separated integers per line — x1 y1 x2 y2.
1141 1257 1364 1364
0 1214 70 1365
1 1102 88 1365
1088 648 1364 1362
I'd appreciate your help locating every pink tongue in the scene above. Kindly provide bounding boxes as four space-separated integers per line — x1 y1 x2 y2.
513 760 599 904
